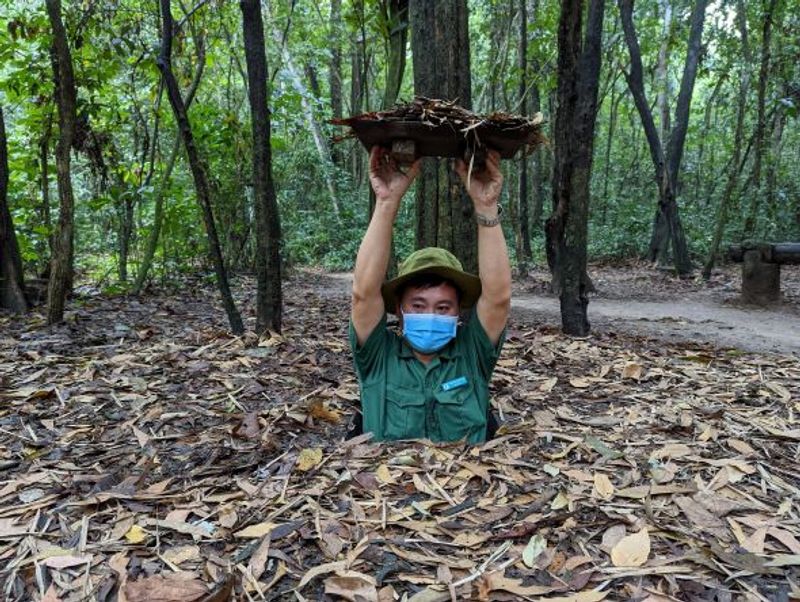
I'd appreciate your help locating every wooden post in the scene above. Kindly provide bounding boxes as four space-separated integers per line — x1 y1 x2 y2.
741 249 780 305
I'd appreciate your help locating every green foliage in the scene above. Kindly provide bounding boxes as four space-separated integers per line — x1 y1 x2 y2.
1 0 799 294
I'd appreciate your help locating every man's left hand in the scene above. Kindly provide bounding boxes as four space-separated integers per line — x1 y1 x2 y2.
454 149 503 211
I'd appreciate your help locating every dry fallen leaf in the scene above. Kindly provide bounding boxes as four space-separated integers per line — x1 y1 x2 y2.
570 377 592 389
234 521 274 538
41 584 62 602
375 464 394 484
233 412 261 439
610 528 651 567
522 533 547 568
296 447 323 471
309 399 342 424
125 574 209 602
324 573 379 602
543 591 609 602
124 525 148 544
621 362 643 379
248 535 271 582
162 545 201 565
593 473 615 500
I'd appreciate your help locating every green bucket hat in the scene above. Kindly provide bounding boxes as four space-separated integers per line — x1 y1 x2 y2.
381 247 482 314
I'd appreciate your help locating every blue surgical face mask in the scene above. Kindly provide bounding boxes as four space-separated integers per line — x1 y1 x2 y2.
402 312 458 354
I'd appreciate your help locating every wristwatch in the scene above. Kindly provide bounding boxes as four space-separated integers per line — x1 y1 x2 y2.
475 204 502 227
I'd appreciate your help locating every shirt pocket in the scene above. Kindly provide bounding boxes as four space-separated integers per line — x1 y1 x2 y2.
384 385 426 440
433 385 483 442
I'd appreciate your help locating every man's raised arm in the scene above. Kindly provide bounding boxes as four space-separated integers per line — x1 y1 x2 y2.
351 147 420 345
455 150 511 345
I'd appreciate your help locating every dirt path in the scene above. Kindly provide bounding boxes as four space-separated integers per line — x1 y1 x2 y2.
324 266 800 354
512 294 800 354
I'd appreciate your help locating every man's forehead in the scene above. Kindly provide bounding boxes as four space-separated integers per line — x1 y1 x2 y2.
402 283 459 301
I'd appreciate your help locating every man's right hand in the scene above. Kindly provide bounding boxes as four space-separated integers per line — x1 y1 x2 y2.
369 146 420 209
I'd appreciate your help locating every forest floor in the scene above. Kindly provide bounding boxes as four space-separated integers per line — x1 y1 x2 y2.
1 262 799 602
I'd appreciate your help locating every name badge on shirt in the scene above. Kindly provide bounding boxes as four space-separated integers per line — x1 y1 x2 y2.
441 376 468 391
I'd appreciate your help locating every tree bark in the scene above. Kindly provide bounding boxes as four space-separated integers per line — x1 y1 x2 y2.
328 0 344 168
45 0 77 324
409 0 477 274
546 0 604 336
765 93 786 223
381 0 409 111
39 111 54 259
743 0 780 237
655 0 672 143
240 0 283 334
349 26 367 187
702 0 750 279
157 0 244 334
329 0 343 166
517 0 531 265
619 0 706 276
529 0 545 238
133 45 204 296
0 106 29 312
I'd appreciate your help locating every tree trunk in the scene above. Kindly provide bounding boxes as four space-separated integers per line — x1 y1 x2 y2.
39 111 54 259
409 0 477 274
269 9 340 218
241 0 283 334
350 28 367 187
529 2 545 238
517 0 531 265
381 0 409 111
619 0 706 276
0 106 29 312
702 0 750 279
765 96 786 225
600 76 621 222
157 0 244 334
743 0 780 237
118 193 134 282
134 51 203 296
655 0 672 143
693 73 724 201
546 0 604 336
133 137 179 294
45 0 77 324
329 0 343 168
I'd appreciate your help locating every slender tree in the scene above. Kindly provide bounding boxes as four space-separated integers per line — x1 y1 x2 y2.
619 0 708 275
517 0 531 264
240 0 283 333
528 0 546 237
0 106 28 313
268 5 340 218
546 0 605 336
409 0 477 273
157 0 244 334
702 0 750 279
329 0 344 164
39 110 54 259
742 0 781 237
45 0 78 324
134 31 205 295
380 0 409 111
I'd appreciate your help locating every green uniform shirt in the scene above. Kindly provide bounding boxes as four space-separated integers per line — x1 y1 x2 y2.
349 310 504 444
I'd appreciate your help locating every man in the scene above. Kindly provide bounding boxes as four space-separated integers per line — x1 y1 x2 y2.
349 145 511 444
